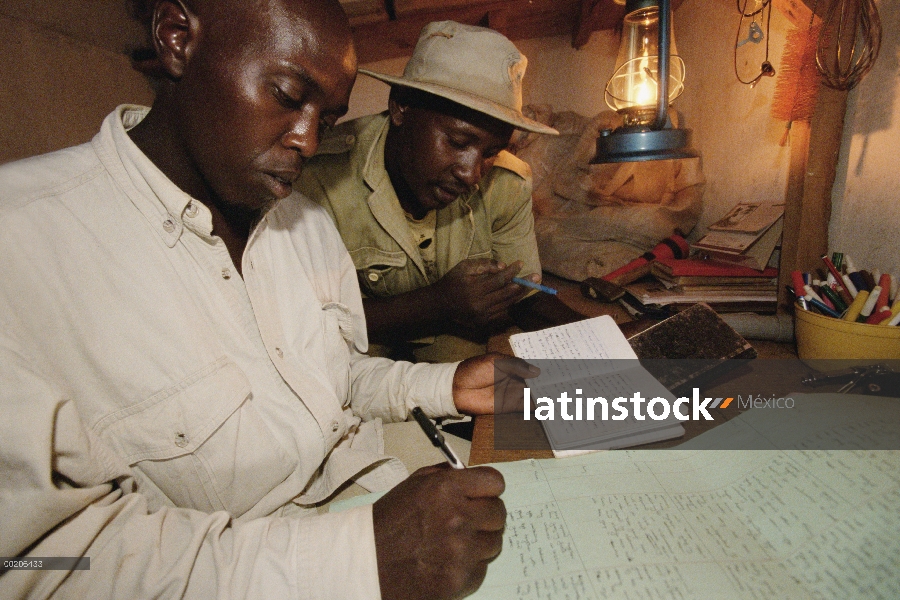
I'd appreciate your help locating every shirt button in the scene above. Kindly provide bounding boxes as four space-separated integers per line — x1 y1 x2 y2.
174 432 189 448
345 135 356 145
185 202 199 218
163 218 176 233
221 267 231 280
368 271 379 282
275 347 284 359
331 421 340 432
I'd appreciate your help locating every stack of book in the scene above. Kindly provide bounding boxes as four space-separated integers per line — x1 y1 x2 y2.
621 257 779 316
692 202 784 271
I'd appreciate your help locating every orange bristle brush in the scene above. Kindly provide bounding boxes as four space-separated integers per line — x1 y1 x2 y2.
771 0 823 146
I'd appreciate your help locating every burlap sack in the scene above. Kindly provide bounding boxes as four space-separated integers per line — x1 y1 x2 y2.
511 106 705 282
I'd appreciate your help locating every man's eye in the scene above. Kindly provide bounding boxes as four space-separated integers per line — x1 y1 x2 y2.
448 137 468 149
274 87 302 109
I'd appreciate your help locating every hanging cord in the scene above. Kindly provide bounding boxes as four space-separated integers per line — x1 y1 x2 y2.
735 0 768 18
816 0 882 90
734 0 776 86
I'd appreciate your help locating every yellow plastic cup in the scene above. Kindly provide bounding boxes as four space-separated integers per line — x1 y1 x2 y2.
794 302 900 361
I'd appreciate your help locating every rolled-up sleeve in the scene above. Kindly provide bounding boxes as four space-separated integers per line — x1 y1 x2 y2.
348 353 461 423
0 341 382 600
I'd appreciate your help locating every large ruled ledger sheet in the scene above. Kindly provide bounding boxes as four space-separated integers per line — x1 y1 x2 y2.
332 392 900 599
469 391 900 599
471 447 898 599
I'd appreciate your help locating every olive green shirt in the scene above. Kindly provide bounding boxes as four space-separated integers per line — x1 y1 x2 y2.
297 113 541 361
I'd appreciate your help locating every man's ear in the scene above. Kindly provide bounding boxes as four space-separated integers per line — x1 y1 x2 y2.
151 0 198 79
388 98 407 127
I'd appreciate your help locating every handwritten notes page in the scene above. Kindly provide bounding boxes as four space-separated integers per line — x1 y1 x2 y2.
510 315 637 361
470 449 900 600
509 315 684 451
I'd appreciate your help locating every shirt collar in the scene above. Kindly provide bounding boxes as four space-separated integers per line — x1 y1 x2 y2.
361 113 391 193
93 105 214 247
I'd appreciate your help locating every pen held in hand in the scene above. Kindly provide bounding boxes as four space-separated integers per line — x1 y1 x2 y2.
411 407 465 469
512 277 558 295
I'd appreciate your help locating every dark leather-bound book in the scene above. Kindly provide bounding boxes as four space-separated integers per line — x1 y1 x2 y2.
627 303 757 394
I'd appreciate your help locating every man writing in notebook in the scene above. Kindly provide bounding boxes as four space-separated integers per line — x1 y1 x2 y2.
0 1 532 598
297 21 582 363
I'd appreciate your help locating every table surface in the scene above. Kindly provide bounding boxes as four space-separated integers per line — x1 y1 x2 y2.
470 273 802 466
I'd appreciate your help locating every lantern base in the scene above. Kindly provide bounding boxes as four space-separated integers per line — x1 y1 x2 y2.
591 125 697 163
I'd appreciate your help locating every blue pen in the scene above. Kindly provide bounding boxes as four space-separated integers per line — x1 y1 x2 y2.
806 296 842 318
512 277 558 295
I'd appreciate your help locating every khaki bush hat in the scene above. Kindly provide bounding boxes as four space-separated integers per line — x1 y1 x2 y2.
359 21 558 135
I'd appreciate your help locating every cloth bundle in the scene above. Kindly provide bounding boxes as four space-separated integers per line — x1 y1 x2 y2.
511 106 705 282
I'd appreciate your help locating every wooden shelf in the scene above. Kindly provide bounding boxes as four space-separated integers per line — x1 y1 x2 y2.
574 0 686 48
347 0 580 63
341 0 690 64
340 0 390 25
342 0 682 64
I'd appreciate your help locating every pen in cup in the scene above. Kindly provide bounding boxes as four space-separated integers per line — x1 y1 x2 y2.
411 407 465 469
857 285 881 322
821 254 854 305
790 273 841 318
817 285 847 313
512 277 558 295
843 290 869 321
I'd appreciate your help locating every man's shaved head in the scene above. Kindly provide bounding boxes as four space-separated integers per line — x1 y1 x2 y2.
128 0 357 240
183 0 353 53
132 0 351 31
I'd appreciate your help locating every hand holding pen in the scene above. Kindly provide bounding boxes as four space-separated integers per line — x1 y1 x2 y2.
373 412 506 600
433 258 530 328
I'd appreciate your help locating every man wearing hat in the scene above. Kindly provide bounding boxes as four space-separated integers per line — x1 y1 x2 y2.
297 21 572 363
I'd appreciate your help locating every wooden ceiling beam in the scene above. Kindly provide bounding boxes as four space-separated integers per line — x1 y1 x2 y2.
349 0 614 64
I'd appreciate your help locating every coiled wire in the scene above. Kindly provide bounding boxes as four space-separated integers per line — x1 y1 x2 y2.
816 0 882 90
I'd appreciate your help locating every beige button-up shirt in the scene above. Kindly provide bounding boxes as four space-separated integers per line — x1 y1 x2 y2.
0 106 460 599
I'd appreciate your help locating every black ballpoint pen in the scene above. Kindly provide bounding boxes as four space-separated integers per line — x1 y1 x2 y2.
411 407 466 469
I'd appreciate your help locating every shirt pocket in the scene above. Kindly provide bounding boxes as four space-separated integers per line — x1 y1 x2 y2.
349 247 410 298
93 357 296 516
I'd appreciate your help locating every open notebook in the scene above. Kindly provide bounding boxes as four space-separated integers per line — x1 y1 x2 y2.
509 315 685 453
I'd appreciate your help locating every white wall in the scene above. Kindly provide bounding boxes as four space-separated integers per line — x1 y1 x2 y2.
674 0 792 232
829 0 900 275
346 56 405 120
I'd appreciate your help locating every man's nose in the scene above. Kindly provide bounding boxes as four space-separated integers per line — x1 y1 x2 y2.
453 152 484 188
280 113 321 158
